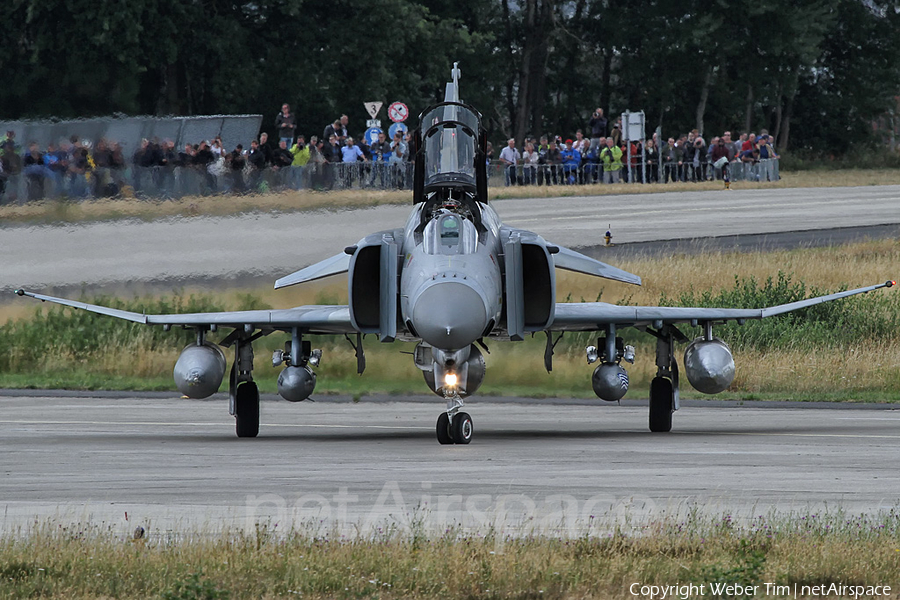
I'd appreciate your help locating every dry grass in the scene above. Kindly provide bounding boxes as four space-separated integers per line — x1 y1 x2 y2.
2 511 900 599
556 238 900 305
2 169 899 224
2 239 899 398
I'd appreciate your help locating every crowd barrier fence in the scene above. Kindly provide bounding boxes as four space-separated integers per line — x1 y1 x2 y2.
0 158 779 204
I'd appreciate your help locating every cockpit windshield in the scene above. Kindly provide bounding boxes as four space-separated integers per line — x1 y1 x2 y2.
423 211 478 255
421 103 480 189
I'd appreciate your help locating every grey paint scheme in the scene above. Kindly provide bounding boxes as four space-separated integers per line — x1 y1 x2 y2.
15 242 892 337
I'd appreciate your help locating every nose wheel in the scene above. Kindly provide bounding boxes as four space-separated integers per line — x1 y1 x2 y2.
436 397 474 445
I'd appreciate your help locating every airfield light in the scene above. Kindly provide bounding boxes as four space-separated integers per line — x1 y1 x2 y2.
444 373 458 388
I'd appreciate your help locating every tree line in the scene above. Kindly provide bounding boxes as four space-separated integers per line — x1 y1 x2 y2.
3 0 899 154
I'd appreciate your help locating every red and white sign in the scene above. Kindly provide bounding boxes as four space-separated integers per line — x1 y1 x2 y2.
388 101 409 123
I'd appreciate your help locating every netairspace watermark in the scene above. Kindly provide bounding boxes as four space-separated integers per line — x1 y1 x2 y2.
244 481 660 538
630 582 892 599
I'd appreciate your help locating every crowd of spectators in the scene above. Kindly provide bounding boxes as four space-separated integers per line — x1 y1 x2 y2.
494 108 780 187
0 103 780 204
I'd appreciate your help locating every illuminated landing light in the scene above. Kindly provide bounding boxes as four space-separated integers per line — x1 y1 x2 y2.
444 373 459 388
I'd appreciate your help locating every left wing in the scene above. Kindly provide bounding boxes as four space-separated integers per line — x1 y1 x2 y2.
13 289 355 334
550 280 895 332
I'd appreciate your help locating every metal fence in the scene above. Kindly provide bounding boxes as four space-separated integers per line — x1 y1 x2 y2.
0 157 780 204
0 161 416 203
487 158 780 187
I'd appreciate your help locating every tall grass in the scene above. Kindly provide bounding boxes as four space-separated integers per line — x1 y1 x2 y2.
2 509 899 599
2 240 899 398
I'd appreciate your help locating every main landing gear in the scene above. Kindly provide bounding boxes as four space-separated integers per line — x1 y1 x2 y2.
648 326 682 433
436 394 473 444
226 332 262 438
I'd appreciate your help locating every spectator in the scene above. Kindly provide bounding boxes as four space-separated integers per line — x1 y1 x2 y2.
388 143 406 189
661 137 682 183
600 137 623 184
644 138 659 183
391 132 408 161
758 134 778 159
370 131 392 187
741 133 757 153
274 139 294 168
229 144 246 194
610 120 622 147
692 136 708 181
721 132 737 161
499 138 520 186
341 137 365 163
560 139 581 184
710 137 731 184
589 108 607 154
23 142 46 201
541 139 562 185
735 132 748 156
521 141 539 185
275 103 296 146
247 139 266 190
291 135 310 166
323 119 343 144
322 134 341 163
340 137 366 188
194 140 217 193
258 132 273 166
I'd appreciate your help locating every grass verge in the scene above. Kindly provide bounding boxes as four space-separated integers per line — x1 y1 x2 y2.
2 510 899 599
2 240 899 400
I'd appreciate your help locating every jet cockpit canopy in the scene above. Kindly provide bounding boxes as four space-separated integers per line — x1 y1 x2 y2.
419 102 481 193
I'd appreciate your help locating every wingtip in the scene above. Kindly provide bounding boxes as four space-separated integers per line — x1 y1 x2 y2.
888 280 896 288
14 289 25 297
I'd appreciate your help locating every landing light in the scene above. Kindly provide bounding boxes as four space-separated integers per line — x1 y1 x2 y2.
444 373 459 388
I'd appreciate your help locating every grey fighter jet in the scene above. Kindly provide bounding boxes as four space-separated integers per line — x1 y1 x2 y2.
14 64 895 443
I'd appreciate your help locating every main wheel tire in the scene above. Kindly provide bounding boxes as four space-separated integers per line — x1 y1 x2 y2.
451 412 474 444
649 376 673 433
436 412 453 445
235 381 260 438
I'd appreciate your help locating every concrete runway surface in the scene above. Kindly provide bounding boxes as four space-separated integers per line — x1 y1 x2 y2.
2 393 899 535
2 184 899 290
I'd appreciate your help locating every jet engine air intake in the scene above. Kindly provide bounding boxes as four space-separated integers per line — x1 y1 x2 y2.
173 342 227 399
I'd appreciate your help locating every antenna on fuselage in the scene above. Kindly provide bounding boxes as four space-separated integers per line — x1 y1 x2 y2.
445 62 461 103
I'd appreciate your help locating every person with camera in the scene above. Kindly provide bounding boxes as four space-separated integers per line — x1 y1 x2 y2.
275 104 296 147
599 137 623 184
589 108 607 154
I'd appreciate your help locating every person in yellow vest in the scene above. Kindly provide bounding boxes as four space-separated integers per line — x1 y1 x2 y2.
600 137 623 184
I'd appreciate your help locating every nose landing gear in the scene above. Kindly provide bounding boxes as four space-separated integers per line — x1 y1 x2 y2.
436 394 473 444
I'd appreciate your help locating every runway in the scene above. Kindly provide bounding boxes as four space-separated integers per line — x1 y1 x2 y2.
2 184 899 291
2 392 899 535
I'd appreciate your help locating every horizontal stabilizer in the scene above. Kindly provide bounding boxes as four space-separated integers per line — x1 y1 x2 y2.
553 245 642 286
274 252 351 290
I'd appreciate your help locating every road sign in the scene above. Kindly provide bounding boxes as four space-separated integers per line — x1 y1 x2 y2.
366 119 382 128
388 101 409 123
364 127 383 146
388 122 408 140
364 101 383 119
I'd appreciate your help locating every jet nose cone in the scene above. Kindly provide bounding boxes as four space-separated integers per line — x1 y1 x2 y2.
412 281 488 350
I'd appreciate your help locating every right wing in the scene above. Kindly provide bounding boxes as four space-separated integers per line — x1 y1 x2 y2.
13 289 356 334
550 280 895 332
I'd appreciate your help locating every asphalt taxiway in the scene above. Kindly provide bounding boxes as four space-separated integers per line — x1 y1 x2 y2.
2 393 898 535
2 184 899 291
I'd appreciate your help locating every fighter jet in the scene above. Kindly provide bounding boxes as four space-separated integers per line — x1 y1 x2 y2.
14 64 895 444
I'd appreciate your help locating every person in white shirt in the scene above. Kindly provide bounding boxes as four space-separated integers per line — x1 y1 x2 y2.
499 138 521 186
